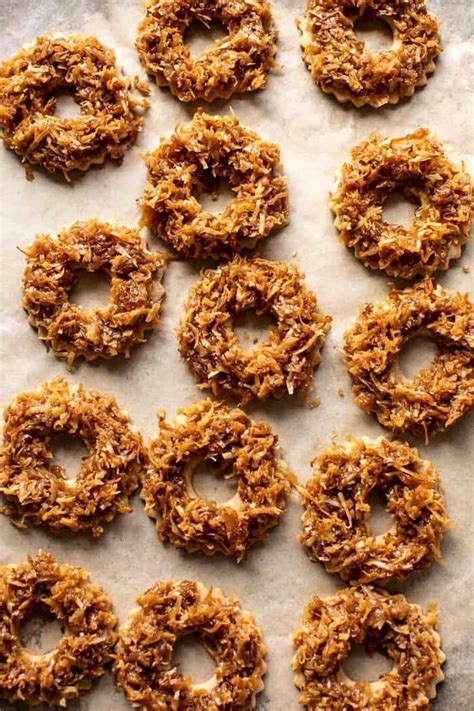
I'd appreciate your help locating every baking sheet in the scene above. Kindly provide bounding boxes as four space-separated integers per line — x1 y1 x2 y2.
0 1 473 708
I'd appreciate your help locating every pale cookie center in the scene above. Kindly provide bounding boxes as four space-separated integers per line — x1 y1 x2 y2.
196 179 235 215
172 632 218 691
340 644 393 686
184 460 243 509
382 190 417 228
233 310 275 351
184 19 228 58
49 431 89 485
354 16 394 54
70 269 110 310
53 90 81 119
19 610 64 659
396 333 439 381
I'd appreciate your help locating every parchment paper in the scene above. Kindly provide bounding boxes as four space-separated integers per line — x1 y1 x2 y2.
0 1 473 709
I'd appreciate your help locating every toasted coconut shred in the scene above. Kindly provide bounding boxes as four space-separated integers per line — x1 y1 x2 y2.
114 579 266 710
22 219 166 366
140 110 289 259
299 436 450 585
297 0 441 108
330 129 473 280
178 256 332 403
0 551 117 708
344 278 474 437
0 34 147 179
0 378 144 536
142 399 292 561
292 586 445 710
136 0 277 102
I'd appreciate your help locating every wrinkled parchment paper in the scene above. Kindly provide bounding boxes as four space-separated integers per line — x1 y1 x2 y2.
0 1 473 709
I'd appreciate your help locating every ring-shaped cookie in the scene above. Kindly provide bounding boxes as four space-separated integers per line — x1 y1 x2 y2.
136 0 277 102
140 111 289 259
0 551 117 708
142 399 291 561
22 219 166 365
299 436 449 584
330 129 472 279
292 586 445 710
178 256 332 403
114 579 266 710
0 34 146 178
297 0 441 108
0 377 143 535
343 278 474 438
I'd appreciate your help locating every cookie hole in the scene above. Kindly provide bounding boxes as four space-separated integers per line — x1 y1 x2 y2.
191 461 237 505
53 91 81 120
19 610 63 655
343 644 393 683
197 179 235 215
383 190 417 228
70 270 110 310
354 16 393 53
50 432 88 481
368 490 393 537
398 335 439 380
172 633 217 685
234 311 275 350
185 19 228 58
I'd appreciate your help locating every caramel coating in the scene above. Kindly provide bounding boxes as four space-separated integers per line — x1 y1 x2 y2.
292 586 445 710
136 0 277 102
143 399 291 560
178 256 332 403
22 219 166 365
0 34 146 178
343 278 474 438
299 436 450 584
0 551 117 708
115 579 266 710
140 110 289 259
331 129 472 279
0 378 144 535
297 0 441 108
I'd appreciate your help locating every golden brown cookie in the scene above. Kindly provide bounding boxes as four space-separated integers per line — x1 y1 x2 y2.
0 377 143 535
140 111 288 259
22 219 166 365
178 256 332 403
115 579 266 710
142 398 291 560
299 436 449 584
331 129 472 279
292 586 445 710
136 0 277 102
297 0 441 108
343 279 474 438
0 551 117 708
0 35 146 178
